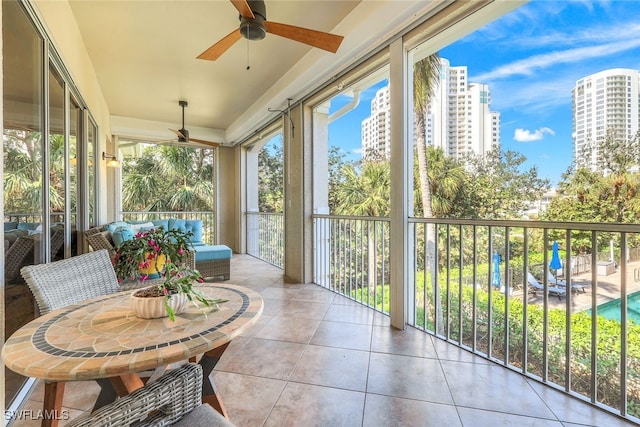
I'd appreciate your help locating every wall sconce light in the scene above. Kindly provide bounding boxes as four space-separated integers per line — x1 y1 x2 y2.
102 152 121 168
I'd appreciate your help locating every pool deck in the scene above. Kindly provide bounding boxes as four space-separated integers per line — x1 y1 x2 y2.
511 260 640 313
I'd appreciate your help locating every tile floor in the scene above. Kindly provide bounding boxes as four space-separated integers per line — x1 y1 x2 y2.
12 255 639 426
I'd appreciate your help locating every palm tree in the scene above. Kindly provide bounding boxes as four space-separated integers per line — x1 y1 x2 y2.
413 53 443 332
413 54 441 217
122 145 214 214
413 146 466 217
335 161 390 297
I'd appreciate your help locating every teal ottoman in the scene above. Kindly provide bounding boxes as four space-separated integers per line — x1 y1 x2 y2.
193 244 231 280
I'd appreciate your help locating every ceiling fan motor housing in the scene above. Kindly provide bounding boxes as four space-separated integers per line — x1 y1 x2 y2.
178 128 189 142
240 0 267 40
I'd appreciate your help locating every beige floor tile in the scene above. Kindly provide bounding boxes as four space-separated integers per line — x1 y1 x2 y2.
215 337 306 380
212 371 286 427
441 359 556 420
255 316 321 344
288 288 337 304
525 379 639 426
363 393 462 427
265 382 365 427
367 352 454 404
260 297 290 316
323 303 378 324
457 407 563 426
239 313 273 338
370 324 439 358
311 320 373 351
289 344 369 391
277 299 331 320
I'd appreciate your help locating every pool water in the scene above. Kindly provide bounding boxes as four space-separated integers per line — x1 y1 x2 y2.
587 290 640 324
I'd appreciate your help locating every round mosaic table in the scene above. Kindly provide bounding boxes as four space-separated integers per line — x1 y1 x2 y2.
2 283 263 426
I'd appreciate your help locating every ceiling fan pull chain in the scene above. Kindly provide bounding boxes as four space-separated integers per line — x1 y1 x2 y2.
246 39 251 70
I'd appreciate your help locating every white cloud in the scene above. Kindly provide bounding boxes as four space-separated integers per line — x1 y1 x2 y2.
514 127 555 142
474 38 640 82
352 147 362 154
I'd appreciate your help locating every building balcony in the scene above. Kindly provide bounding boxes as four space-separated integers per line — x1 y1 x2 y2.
19 254 631 426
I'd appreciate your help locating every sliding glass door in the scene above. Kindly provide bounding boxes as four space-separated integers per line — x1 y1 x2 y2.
2 0 98 409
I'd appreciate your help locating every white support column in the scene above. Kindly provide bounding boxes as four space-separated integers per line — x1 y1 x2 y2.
283 103 310 283
245 146 260 256
216 146 241 251
389 38 409 330
313 103 331 285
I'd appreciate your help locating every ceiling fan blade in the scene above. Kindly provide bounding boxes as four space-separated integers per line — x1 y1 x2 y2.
197 29 242 61
189 138 220 148
230 0 255 19
265 21 344 53
169 128 186 139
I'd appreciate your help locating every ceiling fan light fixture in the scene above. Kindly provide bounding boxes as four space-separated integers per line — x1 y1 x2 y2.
239 0 266 40
178 128 189 142
240 16 266 40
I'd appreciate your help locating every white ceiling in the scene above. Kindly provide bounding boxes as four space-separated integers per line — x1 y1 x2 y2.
67 0 443 146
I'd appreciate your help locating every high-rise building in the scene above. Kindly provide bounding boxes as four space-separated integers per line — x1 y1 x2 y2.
572 68 640 170
361 86 391 160
361 58 500 161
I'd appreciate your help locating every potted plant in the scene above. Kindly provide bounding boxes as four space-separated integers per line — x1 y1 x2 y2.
112 226 227 320
130 262 228 321
112 226 193 282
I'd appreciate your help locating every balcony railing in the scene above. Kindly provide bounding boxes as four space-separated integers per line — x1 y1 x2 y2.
5 212 66 225
246 212 284 268
312 214 640 423
313 215 390 314
120 211 215 244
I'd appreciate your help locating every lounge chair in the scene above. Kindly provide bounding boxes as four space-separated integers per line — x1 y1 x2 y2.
527 272 566 300
546 271 586 293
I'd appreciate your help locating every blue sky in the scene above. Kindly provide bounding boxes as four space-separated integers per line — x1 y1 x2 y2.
329 0 640 186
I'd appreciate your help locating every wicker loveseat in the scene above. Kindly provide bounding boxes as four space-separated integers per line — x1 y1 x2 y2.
85 219 231 280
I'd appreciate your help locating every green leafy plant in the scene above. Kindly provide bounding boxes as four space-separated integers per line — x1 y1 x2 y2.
112 226 192 282
132 262 227 321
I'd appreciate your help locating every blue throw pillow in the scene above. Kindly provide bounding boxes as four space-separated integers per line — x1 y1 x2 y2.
112 226 135 246
106 221 130 234
4 221 18 231
185 220 203 244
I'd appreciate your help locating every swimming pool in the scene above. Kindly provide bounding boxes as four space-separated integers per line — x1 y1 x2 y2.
587 290 640 324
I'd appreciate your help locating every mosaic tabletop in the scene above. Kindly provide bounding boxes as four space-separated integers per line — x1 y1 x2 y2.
1 284 263 382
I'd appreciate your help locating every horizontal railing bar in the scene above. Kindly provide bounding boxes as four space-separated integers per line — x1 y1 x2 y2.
408 217 640 233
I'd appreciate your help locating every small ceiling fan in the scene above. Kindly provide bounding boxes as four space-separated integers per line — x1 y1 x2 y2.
165 100 220 148
197 0 344 61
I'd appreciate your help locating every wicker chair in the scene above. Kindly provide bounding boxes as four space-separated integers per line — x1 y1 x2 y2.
67 363 234 427
21 249 121 316
4 236 35 284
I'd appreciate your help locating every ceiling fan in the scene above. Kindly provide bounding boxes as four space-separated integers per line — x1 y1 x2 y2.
165 100 220 148
197 0 344 61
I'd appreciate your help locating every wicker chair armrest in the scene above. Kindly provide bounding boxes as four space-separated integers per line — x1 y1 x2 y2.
68 363 204 427
85 229 115 255
4 236 34 282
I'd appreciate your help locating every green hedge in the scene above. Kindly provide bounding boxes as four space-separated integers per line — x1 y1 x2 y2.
414 275 640 416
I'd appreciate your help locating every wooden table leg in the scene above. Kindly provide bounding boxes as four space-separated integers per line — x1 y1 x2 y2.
42 381 65 427
198 342 230 419
109 373 145 396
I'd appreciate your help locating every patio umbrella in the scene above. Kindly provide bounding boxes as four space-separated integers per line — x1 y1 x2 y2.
550 241 562 279
492 251 501 289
